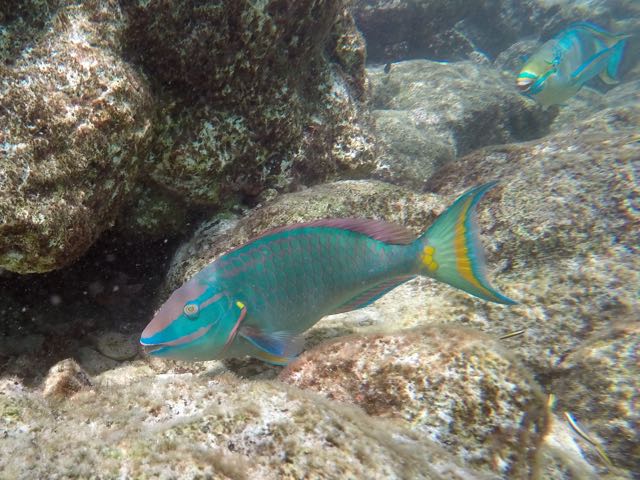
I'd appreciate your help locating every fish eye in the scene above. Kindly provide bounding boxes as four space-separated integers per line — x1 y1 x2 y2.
183 302 199 319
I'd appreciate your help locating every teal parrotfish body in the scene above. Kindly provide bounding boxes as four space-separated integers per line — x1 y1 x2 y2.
140 182 516 365
516 22 629 106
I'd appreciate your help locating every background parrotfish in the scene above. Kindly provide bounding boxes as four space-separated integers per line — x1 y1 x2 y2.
516 22 629 106
140 182 516 365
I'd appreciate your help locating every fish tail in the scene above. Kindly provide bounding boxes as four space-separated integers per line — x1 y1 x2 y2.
600 39 627 84
415 182 516 305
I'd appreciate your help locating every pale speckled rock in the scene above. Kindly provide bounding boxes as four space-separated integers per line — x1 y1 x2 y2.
280 325 548 479
0 368 493 479
551 323 640 474
419 104 639 372
0 2 153 273
125 1 375 208
42 358 92 399
368 60 552 188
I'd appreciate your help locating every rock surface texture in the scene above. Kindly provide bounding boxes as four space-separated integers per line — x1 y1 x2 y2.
124 0 375 207
281 326 548 479
0 368 491 479
0 2 153 273
368 60 552 187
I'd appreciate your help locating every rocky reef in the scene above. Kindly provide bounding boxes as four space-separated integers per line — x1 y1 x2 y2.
1 1 639 479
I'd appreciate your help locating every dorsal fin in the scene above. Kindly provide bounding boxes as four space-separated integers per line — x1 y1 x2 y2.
252 218 417 245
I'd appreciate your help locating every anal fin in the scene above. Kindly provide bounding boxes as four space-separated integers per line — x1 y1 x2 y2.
331 275 414 314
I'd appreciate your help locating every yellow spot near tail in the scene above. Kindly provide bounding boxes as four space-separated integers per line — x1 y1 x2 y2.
421 246 439 272
236 301 245 309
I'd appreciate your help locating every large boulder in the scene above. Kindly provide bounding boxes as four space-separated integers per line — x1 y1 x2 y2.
0 2 153 273
123 0 375 207
368 60 552 188
281 325 548 479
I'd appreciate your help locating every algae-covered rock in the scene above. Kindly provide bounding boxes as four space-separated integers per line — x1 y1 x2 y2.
124 0 375 207
419 104 640 372
281 325 548 478
0 2 153 273
551 323 640 474
114 182 188 240
0 369 491 479
369 60 553 188
42 358 93 399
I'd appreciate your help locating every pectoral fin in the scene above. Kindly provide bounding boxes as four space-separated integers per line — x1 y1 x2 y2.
571 48 614 84
239 326 304 366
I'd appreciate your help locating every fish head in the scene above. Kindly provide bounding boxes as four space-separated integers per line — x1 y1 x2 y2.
516 42 561 95
140 277 242 361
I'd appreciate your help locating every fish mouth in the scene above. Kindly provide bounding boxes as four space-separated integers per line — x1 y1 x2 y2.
140 323 214 355
516 78 534 92
142 344 165 355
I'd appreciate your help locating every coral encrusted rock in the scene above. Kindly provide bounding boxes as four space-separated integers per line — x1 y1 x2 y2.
280 325 548 478
123 0 375 207
0 369 490 479
0 2 153 273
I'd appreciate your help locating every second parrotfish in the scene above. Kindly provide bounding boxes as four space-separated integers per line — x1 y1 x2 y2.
516 22 629 106
141 182 516 365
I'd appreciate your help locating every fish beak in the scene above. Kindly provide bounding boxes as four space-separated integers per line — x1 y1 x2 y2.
516 77 534 92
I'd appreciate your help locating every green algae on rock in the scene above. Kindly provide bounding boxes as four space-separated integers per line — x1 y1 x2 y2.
123 0 375 208
0 369 492 479
280 325 548 478
0 2 153 273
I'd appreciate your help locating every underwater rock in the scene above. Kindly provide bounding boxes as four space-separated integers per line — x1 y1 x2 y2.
42 358 92 399
353 0 551 63
354 0 640 67
123 1 375 207
162 180 444 294
95 332 139 361
368 60 552 188
0 2 153 273
114 182 188 241
0 369 491 479
280 325 548 478
420 103 640 372
551 323 640 474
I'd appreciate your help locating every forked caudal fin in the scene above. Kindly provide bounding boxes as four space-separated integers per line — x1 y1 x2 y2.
417 182 516 305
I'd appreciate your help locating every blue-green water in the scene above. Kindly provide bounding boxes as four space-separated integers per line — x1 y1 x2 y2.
0 1 638 478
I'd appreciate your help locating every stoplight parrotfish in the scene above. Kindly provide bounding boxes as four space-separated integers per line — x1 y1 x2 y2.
141 182 516 365
516 22 630 106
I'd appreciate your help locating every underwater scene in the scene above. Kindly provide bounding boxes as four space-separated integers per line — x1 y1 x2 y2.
0 0 638 478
